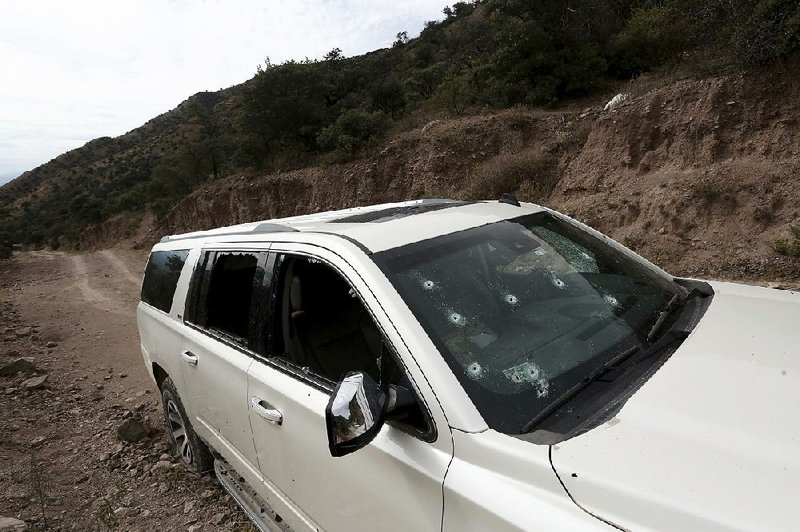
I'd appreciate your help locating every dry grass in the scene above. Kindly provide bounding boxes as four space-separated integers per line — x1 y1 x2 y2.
774 224 800 257
774 237 800 257
464 149 559 201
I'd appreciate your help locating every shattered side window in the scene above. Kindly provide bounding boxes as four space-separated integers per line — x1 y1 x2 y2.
377 212 682 434
204 252 259 341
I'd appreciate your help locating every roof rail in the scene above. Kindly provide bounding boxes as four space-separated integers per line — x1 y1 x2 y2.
159 222 297 243
253 222 298 234
498 193 520 207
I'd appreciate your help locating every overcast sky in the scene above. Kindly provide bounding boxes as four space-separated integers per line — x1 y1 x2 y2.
0 0 445 185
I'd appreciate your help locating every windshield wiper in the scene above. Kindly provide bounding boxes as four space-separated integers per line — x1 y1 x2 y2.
521 291 702 434
646 292 685 341
520 344 641 434
521 287 709 435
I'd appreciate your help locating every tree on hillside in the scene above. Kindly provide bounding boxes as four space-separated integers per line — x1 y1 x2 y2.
324 48 344 61
371 76 407 118
240 60 331 161
432 67 473 115
393 32 409 48
317 109 388 155
188 96 223 179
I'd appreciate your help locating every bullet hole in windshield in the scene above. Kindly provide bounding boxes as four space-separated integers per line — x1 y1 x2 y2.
422 279 435 290
466 361 484 379
504 362 550 398
449 312 466 327
603 294 619 307
504 293 518 305
552 277 565 289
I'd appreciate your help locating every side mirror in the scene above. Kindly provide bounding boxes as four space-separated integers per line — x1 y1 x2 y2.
326 372 386 457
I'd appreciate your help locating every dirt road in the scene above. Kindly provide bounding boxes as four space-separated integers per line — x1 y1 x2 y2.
0 250 254 531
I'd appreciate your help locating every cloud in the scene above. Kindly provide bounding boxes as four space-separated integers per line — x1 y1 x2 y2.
0 0 444 177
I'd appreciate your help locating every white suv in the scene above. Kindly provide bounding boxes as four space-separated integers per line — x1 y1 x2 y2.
137 198 800 531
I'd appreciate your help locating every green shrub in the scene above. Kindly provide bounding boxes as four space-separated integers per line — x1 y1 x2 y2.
731 0 800 66
370 76 407 118
317 109 388 155
773 237 800 257
465 150 559 201
607 5 687 76
431 68 474 115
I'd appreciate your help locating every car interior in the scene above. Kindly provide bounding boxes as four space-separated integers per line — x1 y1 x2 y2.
277 256 404 386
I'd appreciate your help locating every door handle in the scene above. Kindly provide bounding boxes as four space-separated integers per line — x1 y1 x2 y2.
181 350 199 366
251 397 282 425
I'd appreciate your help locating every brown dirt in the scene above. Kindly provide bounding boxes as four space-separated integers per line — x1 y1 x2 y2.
0 250 255 531
553 65 800 286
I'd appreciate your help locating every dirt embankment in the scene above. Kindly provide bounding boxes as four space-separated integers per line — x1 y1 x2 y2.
554 67 800 284
156 109 571 233
0 251 255 531
82 64 800 286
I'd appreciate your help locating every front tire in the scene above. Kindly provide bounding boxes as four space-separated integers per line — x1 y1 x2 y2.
161 377 213 473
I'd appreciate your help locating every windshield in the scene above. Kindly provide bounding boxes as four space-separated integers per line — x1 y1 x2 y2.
375 211 687 434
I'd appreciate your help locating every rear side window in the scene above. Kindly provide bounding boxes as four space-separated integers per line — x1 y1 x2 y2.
186 251 268 348
141 250 189 313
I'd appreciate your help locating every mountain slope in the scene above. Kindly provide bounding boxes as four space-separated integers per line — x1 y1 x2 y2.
120 64 796 286
2 0 799 281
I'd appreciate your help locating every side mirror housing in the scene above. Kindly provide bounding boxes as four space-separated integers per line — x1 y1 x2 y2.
325 372 386 457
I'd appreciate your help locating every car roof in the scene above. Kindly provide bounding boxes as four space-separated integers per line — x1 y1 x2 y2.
160 198 545 254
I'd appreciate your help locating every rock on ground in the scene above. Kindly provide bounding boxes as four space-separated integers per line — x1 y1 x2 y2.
20 374 48 390
117 417 148 443
0 357 36 377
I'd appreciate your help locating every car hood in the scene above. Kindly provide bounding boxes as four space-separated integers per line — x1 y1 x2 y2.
551 281 800 532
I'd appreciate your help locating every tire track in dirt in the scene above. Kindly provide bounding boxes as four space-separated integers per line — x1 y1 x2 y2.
71 254 110 304
70 253 129 315
100 249 142 287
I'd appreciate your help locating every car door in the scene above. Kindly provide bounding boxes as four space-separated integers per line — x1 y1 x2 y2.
180 247 270 472
246 244 453 531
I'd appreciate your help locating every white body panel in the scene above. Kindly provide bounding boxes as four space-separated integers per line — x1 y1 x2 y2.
137 302 184 389
179 325 258 467
248 362 451 531
443 430 605 531
553 281 800 531
135 199 800 532
244 241 453 530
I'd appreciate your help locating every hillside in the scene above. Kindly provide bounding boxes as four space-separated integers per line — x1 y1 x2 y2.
122 63 794 287
0 88 240 247
1 0 799 282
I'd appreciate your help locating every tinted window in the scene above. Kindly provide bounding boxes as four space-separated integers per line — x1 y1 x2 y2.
205 252 259 341
141 250 189 313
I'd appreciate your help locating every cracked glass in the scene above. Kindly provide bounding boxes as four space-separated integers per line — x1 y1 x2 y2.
376 212 684 433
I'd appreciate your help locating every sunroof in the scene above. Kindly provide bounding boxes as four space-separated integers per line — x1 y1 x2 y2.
332 201 469 223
